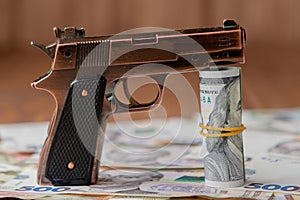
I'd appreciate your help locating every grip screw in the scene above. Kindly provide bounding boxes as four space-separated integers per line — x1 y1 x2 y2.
82 89 88 97
67 162 75 170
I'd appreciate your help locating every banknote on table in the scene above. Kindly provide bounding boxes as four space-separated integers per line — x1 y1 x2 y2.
241 153 300 195
270 193 300 200
101 143 203 169
0 166 275 199
243 130 297 162
0 163 21 173
0 166 204 198
105 116 201 146
35 195 170 200
199 67 245 187
0 122 48 153
0 191 49 199
142 116 201 145
243 108 300 135
139 181 272 199
103 117 203 169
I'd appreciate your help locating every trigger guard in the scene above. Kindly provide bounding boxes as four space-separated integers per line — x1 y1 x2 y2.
113 88 160 113
112 78 163 113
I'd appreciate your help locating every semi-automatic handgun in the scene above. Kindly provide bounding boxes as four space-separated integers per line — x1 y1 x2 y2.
31 19 246 186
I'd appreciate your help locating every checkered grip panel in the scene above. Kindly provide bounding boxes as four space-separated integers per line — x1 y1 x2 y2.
45 77 106 186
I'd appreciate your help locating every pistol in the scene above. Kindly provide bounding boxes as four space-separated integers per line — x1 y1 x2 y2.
31 19 246 186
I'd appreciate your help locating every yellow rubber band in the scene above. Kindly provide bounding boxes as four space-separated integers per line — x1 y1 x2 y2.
199 123 246 138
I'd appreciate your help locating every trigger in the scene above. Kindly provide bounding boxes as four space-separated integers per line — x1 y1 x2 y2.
122 78 160 109
122 78 141 107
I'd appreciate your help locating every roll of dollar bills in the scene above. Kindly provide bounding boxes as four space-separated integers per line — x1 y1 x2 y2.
199 67 245 188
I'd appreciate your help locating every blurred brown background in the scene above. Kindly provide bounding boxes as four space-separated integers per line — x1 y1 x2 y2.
1 0 300 123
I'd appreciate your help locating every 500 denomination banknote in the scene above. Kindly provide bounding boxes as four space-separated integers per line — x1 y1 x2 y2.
139 181 272 199
243 153 300 194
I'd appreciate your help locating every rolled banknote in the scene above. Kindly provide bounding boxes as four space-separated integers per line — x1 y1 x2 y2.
199 67 245 188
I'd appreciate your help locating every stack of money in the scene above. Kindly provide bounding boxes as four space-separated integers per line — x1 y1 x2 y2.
199 67 245 188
